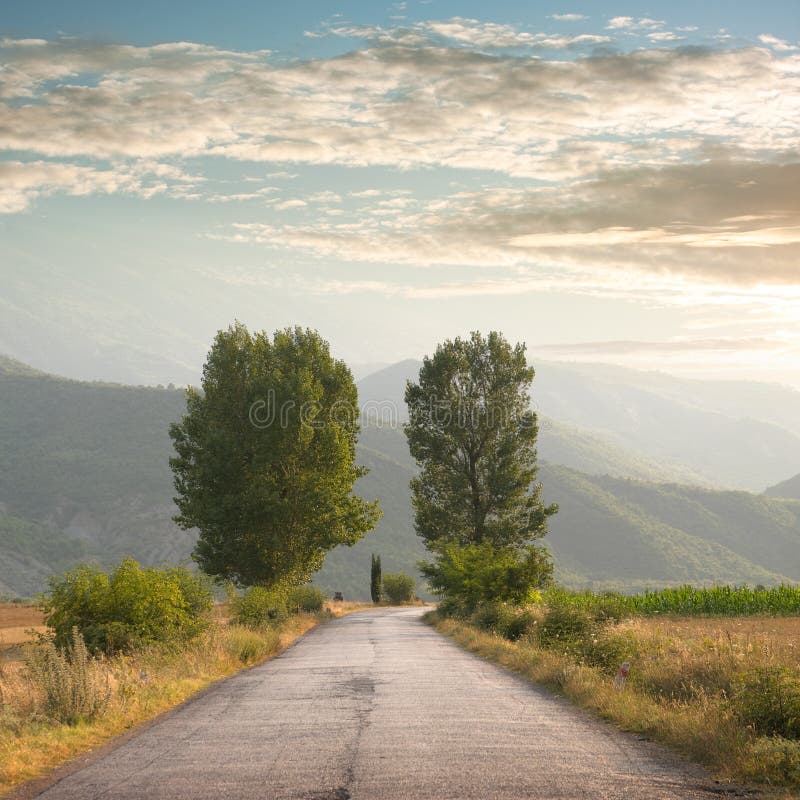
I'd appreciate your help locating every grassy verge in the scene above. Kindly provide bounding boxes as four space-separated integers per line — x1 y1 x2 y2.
430 611 800 797
0 604 367 796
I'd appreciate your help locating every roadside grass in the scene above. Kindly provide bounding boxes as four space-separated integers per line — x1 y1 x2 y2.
430 611 800 796
373 599 429 607
0 602 368 796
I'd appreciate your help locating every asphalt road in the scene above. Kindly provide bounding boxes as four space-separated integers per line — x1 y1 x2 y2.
33 607 726 800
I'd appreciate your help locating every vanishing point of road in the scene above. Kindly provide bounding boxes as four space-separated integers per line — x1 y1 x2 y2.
30 608 727 800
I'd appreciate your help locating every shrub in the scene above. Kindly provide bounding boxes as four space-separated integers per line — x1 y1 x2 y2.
231 586 287 627
731 667 800 738
382 573 416 603
436 596 470 619
536 603 596 653
420 540 551 611
286 585 326 613
471 600 516 634
42 559 213 654
742 737 800 786
502 608 538 642
590 593 630 623
25 628 109 725
581 631 638 674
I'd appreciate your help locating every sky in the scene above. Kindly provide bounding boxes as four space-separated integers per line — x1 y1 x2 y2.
1 1 799 387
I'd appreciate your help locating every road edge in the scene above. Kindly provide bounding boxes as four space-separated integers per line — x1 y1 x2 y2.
1 615 336 800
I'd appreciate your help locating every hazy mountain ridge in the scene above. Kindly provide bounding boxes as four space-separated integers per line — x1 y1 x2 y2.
532 363 800 491
542 361 800 439
766 473 800 500
542 467 799 589
2 355 800 598
357 359 800 491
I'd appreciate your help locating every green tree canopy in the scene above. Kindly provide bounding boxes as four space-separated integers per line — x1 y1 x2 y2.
170 322 380 588
405 331 556 606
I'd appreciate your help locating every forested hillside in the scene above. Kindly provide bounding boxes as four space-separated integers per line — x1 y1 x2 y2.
317 426 800 597
2 356 800 598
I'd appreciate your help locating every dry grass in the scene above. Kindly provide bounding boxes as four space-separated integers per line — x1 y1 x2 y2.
0 604 46 665
431 613 800 797
0 608 339 796
0 604 43 629
326 600 376 615
0 598 377 795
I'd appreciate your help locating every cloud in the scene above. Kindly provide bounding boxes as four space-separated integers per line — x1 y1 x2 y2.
532 337 783 356
2 29 799 300
421 18 611 49
220 158 800 290
549 14 587 22
0 159 199 212
2 37 797 183
273 198 307 210
648 31 682 42
606 16 664 31
758 34 799 52
306 17 611 50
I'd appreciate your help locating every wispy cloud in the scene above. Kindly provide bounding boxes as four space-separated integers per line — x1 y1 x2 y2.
220 159 800 289
0 159 201 212
606 16 664 31
306 16 610 50
758 34 799 52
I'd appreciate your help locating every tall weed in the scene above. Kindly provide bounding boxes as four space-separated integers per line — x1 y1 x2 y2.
25 628 109 725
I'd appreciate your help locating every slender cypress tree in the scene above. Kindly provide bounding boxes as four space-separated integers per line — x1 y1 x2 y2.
370 553 382 603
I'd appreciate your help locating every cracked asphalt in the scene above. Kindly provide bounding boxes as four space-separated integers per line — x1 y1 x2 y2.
32 607 727 800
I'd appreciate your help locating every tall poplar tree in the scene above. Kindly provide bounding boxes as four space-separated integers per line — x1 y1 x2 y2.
169 322 380 588
404 331 556 605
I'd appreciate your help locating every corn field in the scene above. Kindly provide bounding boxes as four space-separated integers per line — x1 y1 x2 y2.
545 584 800 616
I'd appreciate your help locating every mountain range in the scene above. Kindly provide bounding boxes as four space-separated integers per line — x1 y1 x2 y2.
766 473 800 500
1 354 799 598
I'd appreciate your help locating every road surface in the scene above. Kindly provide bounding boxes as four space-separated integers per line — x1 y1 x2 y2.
32 607 726 799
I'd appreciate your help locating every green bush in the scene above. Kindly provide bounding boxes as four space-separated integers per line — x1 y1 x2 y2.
731 667 800 738
502 608 538 642
436 596 470 619
26 628 110 725
286 585 326 613
743 737 800 786
382 573 416 603
581 631 638 674
231 586 287 628
42 559 213 654
471 600 517 634
536 603 596 653
590 593 630 623
420 541 551 612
